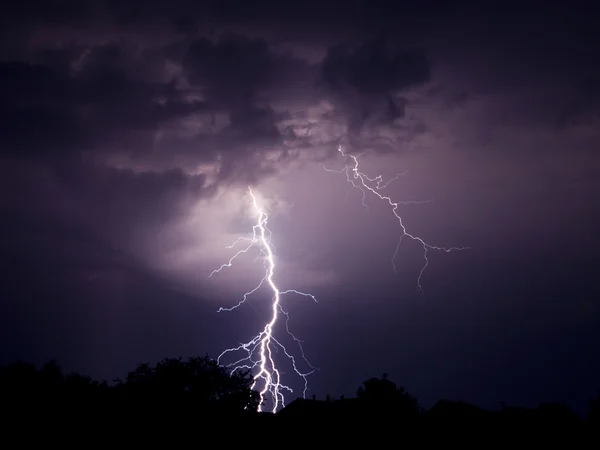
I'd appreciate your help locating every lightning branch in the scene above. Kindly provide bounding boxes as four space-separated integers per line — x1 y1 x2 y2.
210 187 317 413
322 144 468 295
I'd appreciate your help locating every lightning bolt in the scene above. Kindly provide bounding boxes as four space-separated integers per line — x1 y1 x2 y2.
210 187 318 413
323 144 468 295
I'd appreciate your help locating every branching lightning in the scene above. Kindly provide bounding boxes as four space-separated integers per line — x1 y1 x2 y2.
323 144 468 295
211 144 466 412
210 187 317 413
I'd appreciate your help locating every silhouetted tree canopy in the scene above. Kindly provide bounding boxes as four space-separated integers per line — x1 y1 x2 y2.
1 357 597 443
356 373 420 417
0 355 258 418
114 355 259 413
0 359 110 419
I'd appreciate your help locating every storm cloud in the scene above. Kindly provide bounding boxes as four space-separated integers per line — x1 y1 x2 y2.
1 0 599 413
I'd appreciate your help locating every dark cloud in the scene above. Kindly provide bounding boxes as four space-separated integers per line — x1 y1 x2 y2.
179 34 316 180
320 38 430 96
0 56 198 161
317 38 431 151
0 29 327 185
0 6 436 179
183 35 278 104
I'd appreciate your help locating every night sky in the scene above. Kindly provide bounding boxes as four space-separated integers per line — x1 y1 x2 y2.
1 1 599 414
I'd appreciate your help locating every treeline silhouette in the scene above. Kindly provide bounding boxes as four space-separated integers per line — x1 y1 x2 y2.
1 357 599 443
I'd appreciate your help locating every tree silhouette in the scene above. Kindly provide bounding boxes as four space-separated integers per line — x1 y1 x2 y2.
0 359 111 416
115 355 260 414
356 373 420 417
1 355 259 424
3 356 598 439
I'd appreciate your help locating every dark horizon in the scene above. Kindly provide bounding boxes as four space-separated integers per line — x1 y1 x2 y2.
4 358 596 446
1 1 599 416
2 356 598 422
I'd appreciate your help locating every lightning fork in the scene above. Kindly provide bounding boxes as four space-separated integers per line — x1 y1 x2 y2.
211 187 318 412
323 144 468 295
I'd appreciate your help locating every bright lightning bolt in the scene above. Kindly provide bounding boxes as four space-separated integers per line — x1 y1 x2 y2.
323 144 468 295
210 187 317 413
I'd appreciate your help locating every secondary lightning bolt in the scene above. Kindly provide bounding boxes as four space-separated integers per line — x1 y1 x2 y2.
210 187 317 413
323 144 468 295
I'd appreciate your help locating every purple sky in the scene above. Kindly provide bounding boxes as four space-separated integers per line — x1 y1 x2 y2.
1 1 599 413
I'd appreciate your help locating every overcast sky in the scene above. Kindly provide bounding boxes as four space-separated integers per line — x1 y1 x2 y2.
1 0 599 413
